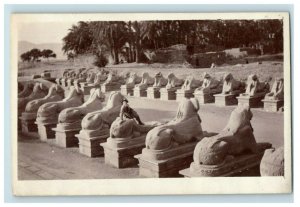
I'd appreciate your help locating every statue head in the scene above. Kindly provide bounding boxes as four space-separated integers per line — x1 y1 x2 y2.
203 72 211 79
105 91 124 109
175 98 200 121
223 73 233 82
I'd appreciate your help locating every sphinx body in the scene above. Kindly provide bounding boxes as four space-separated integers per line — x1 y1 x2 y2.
18 82 35 98
260 146 284 176
122 72 142 88
221 73 244 95
147 72 168 98
241 74 269 97
57 88 105 130
89 70 108 87
193 105 258 166
195 73 222 94
180 76 202 91
145 98 203 151
134 72 154 90
36 87 84 124
22 84 65 119
265 78 284 100
79 91 125 138
73 70 88 87
18 83 49 115
165 73 184 90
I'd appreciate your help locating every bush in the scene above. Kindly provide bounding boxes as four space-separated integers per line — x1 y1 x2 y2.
93 53 108 68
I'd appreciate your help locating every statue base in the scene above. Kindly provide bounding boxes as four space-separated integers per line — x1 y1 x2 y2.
134 88 147 97
20 117 39 138
214 94 238 106
194 93 215 104
36 122 57 141
176 90 194 102
134 142 198 178
160 88 177 100
77 129 110 157
101 84 121 93
120 86 134 96
101 135 146 168
262 99 284 112
179 142 272 177
53 127 80 148
147 87 161 99
237 95 265 108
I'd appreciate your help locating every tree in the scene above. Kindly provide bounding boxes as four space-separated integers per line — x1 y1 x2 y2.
29 48 42 62
41 49 56 60
20 51 31 62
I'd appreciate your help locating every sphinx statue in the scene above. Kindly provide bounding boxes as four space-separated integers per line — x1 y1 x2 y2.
221 73 244 95
77 91 125 157
73 69 88 87
20 84 65 134
260 146 284 176
240 74 269 97
265 78 284 100
101 117 159 168
145 98 203 151
147 72 168 99
181 105 272 177
133 72 155 97
195 72 222 94
160 73 184 100
176 76 202 101
101 72 123 92
18 82 49 115
135 98 203 177
66 70 81 88
120 72 142 96
237 74 270 107
58 69 74 87
18 82 34 98
214 73 245 106
57 88 105 130
89 69 109 87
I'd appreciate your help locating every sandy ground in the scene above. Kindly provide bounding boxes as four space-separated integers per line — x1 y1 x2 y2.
18 96 284 180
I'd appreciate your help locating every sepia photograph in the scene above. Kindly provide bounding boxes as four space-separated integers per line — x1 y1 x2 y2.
11 12 291 195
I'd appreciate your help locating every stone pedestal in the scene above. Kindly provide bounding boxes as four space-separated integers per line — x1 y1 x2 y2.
147 87 161 99
101 84 121 93
237 95 264 108
19 117 39 138
101 135 146 168
262 99 284 112
214 94 238 106
160 88 177 100
176 90 194 101
135 142 198 178
120 86 134 96
134 88 147 97
53 127 80 148
77 129 110 157
36 122 57 141
194 93 215 104
179 143 271 177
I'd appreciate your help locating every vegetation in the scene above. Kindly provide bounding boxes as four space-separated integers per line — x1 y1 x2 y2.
20 48 56 62
62 19 283 65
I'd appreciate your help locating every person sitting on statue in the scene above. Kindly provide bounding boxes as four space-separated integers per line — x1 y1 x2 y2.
120 98 144 125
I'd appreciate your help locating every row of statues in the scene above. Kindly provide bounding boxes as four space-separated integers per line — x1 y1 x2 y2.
18 76 284 177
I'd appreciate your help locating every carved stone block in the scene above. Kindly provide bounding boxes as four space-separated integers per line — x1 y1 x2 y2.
36 122 57 141
194 93 215 104
175 90 194 101
147 87 160 99
237 95 264 108
53 127 80 148
262 99 284 112
214 94 238 106
134 88 147 97
160 88 177 100
101 84 121 93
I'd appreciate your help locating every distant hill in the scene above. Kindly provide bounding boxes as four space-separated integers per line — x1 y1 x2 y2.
18 41 66 60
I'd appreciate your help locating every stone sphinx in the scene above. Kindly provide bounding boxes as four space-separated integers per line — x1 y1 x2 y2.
55 69 71 85
101 72 123 92
179 105 272 177
20 84 65 134
214 73 245 106
260 146 284 176
262 78 284 112
101 117 158 168
18 82 49 116
194 72 222 103
176 76 202 101
79 71 96 94
59 69 75 87
90 69 108 87
18 82 34 98
66 70 81 88
147 72 168 99
237 74 270 107
35 86 84 141
54 88 105 148
73 69 88 87
77 91 125 157
133 72 155 97
160 73 184 100
120 72 142 96
135 98 204 177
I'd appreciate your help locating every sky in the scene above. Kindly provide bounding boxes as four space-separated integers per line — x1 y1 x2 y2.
18 21 78 44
